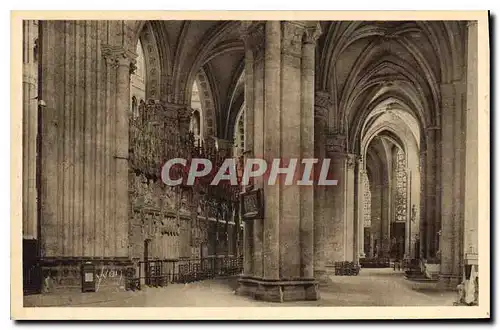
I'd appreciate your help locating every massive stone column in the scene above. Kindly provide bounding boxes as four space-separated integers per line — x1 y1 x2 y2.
22 20 38 241
323 137 343 267
423 127 440 260
38 21 136 290
300 25 318 280
323 134 357 267
439 80 466 287
356 164 366 259
381 176 391 257
419 149 427 259
463 21 479 269
102 45 137 259
237 21 321 302
345 154 357 261
404 166 411 259
370 182 383 257
262 20 280 283
241 38 255 277
313 91 330 283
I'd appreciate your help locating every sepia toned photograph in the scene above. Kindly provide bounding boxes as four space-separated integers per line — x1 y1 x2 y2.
11 11 490 320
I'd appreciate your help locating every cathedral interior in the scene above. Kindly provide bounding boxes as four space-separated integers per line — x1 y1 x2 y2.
21 20 479 304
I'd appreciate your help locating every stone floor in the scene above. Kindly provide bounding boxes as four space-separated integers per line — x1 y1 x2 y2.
24 268 456 307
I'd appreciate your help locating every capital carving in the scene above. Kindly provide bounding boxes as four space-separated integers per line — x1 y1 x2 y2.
281 22 305 58
303 22 322 44
240 21 266 59
104 56 119 69
102 44 137 70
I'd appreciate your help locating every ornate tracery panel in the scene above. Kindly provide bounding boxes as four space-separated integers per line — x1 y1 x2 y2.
363 171 372 228
395 148 408 222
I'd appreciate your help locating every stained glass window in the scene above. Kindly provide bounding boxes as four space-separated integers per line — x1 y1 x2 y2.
395 148 408 222
363 171 371 228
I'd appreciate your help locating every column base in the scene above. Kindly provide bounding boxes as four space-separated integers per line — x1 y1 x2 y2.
314 269 333 287
39 257 133 294
438 273 462 289
236 276 319 302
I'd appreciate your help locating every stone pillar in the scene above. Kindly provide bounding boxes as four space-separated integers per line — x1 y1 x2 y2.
370 182 383 258
313 91 330 283
237 21 321 302
23 20 38 240
251 22 265 280
463 21 478 268
38 20 134 259
345 154 357 262
419 149 427 259
37 21 137 290
324 153 343 265
299 25 318 281
381 176 391 257
439 80 466 287
262 20 280 282
241 36 254 277
102 45 137 258
117 48 136 257
356 164 366 259
323 135 357 266
324 137 346 267
404 168 411 259
423 127 440 260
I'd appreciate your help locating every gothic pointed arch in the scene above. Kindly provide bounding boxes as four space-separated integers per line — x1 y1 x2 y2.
134 21 173 101
195 68 218 138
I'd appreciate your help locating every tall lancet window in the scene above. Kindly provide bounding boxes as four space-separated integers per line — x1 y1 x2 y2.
395 148 408 222
130 39 146 116
363 172 372 228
